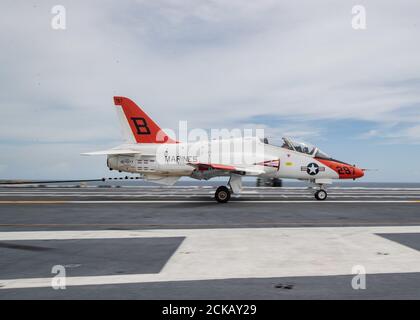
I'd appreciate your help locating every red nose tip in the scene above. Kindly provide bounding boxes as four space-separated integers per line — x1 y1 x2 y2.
316 158 365 180
354 167 364 179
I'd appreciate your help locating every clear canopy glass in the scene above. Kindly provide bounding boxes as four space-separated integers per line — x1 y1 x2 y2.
281 137 330 159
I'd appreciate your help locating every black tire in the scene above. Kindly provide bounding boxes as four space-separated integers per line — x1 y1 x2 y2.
315 190 327 201
272 178 283 187
215 186 231 203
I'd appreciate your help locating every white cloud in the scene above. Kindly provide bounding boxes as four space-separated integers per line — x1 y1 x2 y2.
388 125 420 144
1 0 420 178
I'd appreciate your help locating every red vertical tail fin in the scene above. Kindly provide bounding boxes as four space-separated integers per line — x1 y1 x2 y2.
113 96 177 144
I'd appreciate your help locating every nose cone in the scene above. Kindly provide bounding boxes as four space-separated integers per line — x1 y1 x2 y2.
353 167 364 179
316 158 365 180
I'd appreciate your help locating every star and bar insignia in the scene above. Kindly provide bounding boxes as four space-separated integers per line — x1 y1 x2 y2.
301 162 325 175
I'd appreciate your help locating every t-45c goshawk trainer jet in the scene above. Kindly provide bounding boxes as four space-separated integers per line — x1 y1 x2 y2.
83 97 364 203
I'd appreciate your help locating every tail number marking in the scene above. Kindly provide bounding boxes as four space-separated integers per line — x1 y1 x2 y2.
336 166 354 175
131 117 151 135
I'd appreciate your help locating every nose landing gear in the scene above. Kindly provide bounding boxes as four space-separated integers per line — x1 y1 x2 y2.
314 189 328 200
309 180 330 201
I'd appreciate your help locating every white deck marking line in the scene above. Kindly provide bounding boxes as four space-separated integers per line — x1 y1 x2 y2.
1 226 420 289
2 187 420 190
1 189 420 193
0 200 419 204
0 188 420 194
1 193 420 197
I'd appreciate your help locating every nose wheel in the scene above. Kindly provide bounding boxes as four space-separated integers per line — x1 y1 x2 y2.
215 186 231 203
314 189 328 201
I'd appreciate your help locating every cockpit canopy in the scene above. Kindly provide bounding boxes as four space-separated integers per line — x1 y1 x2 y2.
281 137 331 159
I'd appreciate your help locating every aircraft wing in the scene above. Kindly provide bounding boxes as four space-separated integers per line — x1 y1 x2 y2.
81 149 141 156
187 162 265 176
143 174 180 186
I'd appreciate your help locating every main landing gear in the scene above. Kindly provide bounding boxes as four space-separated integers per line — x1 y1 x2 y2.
215 174 241 203
215 186 231 203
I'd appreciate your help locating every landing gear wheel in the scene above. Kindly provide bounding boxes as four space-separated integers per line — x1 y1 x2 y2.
215 186 231 203
315 190 327 201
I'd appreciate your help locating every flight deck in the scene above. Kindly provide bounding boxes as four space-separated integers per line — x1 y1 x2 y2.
1 186 420 299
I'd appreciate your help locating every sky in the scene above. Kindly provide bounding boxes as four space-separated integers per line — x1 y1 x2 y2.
0 0 420 182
